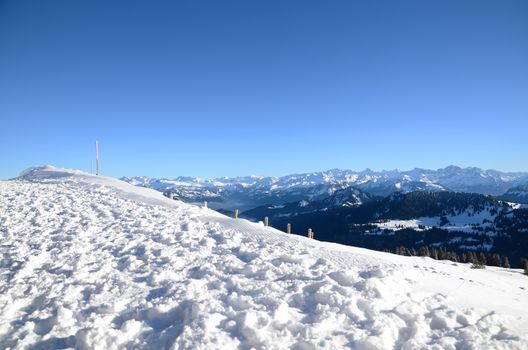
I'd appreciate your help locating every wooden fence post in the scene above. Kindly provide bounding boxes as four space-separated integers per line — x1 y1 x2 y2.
287 223 291 234
234 209 239 219
264 217 269 227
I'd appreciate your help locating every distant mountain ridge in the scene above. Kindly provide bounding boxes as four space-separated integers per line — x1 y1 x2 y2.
240 186 376 220
500 184 528 204
121 166 528 210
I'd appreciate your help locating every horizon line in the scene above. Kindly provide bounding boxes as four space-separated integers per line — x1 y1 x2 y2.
120 164 528 181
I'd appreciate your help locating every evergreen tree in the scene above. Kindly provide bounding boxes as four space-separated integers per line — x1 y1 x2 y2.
479 252 488 266
488 254 501 267
418 246 430 257
495 254 502 267
502 256 510 269
521 259 528 271
522 259 528 275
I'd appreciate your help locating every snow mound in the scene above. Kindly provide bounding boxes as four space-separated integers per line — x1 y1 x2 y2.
1 167 527 349
17 165 81 179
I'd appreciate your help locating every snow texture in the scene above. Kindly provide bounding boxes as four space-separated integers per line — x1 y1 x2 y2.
1 166 527 349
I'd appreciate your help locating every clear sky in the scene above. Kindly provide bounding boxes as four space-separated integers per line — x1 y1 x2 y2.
1 0 527 179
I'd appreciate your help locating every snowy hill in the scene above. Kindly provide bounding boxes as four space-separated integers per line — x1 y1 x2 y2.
121 166 528 211
1 166 527 349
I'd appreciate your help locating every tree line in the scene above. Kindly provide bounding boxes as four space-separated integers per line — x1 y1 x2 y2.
386 246 528 274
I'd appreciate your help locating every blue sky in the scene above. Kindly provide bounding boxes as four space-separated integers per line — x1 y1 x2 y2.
1 0 527 179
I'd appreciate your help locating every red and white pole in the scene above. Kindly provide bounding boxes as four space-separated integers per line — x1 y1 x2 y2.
96 140 99 176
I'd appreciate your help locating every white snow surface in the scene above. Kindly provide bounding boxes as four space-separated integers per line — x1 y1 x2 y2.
1 166 527 349
372 207 503 236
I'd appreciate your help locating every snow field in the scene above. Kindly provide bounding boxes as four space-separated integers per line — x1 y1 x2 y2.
0 167 527 349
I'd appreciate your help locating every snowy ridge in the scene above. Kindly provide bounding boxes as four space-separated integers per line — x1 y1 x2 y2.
1 166 527 349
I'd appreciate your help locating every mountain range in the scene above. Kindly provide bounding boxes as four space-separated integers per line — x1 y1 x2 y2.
122 166 528 210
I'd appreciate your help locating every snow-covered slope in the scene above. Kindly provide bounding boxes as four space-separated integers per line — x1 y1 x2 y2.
1 166 527 349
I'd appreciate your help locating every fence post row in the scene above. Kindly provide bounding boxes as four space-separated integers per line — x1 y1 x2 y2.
228 215 312 239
